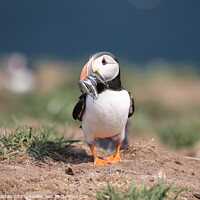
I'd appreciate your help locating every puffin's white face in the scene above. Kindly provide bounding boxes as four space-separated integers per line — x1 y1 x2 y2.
80 53 119 82
92 55 119 82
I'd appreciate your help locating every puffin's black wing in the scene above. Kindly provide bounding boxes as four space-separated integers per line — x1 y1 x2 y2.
72 93 87 121
128 92 135 118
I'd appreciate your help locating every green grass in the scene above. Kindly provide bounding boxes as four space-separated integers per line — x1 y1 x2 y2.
0 126 79 160
97 178 185 200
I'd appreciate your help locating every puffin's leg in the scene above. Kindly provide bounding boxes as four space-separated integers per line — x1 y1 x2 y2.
105 142 122 163
89 144 109 166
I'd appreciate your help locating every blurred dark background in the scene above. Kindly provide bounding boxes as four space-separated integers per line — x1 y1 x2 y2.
0 0 200 63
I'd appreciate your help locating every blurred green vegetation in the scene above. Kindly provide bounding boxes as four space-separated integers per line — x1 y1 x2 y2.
0 59 200 149
0 82 79 124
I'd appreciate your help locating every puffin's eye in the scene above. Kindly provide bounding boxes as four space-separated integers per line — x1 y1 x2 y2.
102 58 107 65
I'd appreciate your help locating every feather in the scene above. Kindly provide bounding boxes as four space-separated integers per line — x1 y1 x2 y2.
128 92 135 118
72 93 87 121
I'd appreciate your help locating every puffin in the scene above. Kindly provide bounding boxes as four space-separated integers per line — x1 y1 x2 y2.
72 52 134 166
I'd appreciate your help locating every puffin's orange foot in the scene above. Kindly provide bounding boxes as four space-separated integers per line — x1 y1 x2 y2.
94 157 110 166
105 154 122 163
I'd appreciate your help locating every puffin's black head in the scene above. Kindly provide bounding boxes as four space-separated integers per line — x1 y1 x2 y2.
80 52 119 81
80 52 122 92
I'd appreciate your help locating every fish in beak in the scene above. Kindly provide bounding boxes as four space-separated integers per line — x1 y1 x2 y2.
78 57 108 100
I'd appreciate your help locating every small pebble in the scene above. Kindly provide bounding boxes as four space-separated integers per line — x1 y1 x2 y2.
65 167 74 175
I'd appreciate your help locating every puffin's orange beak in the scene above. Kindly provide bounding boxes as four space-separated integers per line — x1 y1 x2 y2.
80 61 89 81
80 58 95 80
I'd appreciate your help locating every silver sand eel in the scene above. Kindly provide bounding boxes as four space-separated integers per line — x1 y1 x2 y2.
78 70 109 100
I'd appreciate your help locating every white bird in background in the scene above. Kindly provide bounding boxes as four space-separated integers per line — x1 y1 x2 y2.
73 52 135 166
3 53 35 93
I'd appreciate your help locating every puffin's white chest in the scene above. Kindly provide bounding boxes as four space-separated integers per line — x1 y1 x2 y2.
82 90 130 140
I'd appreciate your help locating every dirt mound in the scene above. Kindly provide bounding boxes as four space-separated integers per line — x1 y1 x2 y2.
0 141 200 199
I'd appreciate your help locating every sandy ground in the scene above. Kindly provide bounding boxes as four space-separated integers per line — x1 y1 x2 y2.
0 140 200 200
